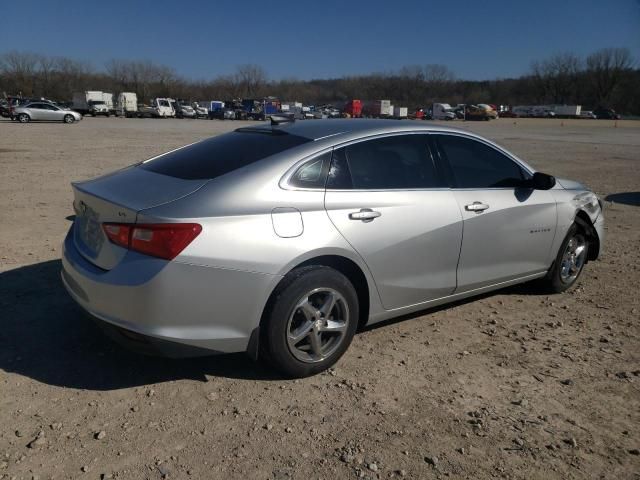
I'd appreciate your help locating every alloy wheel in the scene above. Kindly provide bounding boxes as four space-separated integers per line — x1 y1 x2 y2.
286 288 349 363
560 233 587 283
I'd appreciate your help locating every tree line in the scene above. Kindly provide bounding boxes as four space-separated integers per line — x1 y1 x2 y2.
0 47 637 114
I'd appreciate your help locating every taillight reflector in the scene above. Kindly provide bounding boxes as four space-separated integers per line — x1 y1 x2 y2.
102 223 202 260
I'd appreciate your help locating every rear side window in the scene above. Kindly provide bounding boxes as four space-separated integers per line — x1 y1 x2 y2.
288 151 331 189
140 130 311 180
327 134 443 189
435 134 526 188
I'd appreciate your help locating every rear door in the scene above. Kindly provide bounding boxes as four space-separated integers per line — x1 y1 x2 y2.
432 133 557 292
324 133 462 310
27 103 46 120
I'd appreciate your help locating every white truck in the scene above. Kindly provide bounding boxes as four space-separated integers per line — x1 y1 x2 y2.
432 103 456 120
116 92 138 117
72 91 110 116
137 98 175 118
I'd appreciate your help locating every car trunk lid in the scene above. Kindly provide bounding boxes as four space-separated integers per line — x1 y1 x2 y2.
71 166 207 270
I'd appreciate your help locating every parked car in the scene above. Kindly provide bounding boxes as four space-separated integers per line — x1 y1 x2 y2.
61 119 604 377
580 110 597 119
170 100 196 119
13 102 82 123
593 108 620 120
465 104 498 120
192 102 208 119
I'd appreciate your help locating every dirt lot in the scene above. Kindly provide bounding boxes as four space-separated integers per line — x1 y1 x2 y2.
1 117 639 480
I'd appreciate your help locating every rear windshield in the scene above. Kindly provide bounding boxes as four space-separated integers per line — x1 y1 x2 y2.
140 130 311 180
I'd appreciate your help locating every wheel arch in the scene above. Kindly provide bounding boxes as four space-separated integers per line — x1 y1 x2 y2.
574 209 600 261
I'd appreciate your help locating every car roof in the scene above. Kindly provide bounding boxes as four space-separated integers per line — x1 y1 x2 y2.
239 118 471 141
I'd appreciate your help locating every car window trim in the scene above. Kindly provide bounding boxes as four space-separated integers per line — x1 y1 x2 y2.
431 132 533 190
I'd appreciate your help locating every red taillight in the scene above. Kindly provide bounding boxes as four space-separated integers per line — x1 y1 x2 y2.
102 223 202 260
103 224 131 248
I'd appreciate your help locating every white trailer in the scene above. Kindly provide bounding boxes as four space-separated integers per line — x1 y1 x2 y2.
393 106 408 118
552 105 581 117
102 92 114 113
72 91 110 116
116 92 138 117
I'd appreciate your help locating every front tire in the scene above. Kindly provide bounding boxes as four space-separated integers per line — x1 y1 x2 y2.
260 266 359 377
63 114 75 124
18 113 30 123
543 223 589 293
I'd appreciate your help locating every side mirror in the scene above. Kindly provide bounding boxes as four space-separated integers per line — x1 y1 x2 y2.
530 172 556 190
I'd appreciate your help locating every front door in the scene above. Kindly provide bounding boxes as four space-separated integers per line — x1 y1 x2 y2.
324 133 463 310
432 133 557 292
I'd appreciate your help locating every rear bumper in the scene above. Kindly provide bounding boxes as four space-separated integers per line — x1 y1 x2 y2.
61 228 280 357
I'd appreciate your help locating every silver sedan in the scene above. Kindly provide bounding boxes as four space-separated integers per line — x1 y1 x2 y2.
13 102 82 123
61 119 604 377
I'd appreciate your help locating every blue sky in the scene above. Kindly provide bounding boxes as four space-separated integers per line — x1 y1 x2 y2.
2 0 639 80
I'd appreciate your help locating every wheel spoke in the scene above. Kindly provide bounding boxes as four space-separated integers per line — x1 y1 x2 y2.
319 291 337 318
319 319 346 334
308 330 324 359
288 321 313 345
296 297 318 321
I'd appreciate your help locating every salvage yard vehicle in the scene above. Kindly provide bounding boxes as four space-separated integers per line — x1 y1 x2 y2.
432 103 456 120
13 101 82 123
61 119 604 377
580 110 597 119
192 102 208 119
137 98 175 118
465 104 498 121
593 108 621 120
73 91 110 116
116 92 138 117
343 99 362 118
170 99 196 119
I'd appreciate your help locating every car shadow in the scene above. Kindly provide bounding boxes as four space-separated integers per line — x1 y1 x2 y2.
361 280 544 333
605 192 640 207
1 260 549 391
0 260 283 391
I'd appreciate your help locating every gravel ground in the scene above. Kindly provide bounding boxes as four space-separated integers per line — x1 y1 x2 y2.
0 117 639 480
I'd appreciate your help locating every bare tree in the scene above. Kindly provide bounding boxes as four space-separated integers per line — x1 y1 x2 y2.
234 64 267 98
530 52 582 104
423 64 455 84
0 51 40 95
586 47 634 105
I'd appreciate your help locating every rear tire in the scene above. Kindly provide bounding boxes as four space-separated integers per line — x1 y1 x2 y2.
260 266 359 378
18 113 30 123
542 223 589 293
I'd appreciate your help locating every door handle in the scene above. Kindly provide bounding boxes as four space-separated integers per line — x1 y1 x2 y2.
349 208 381 222
465 202 490 213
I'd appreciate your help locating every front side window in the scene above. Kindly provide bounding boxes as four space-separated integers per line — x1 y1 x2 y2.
434 134 526 188
327 134 442 190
